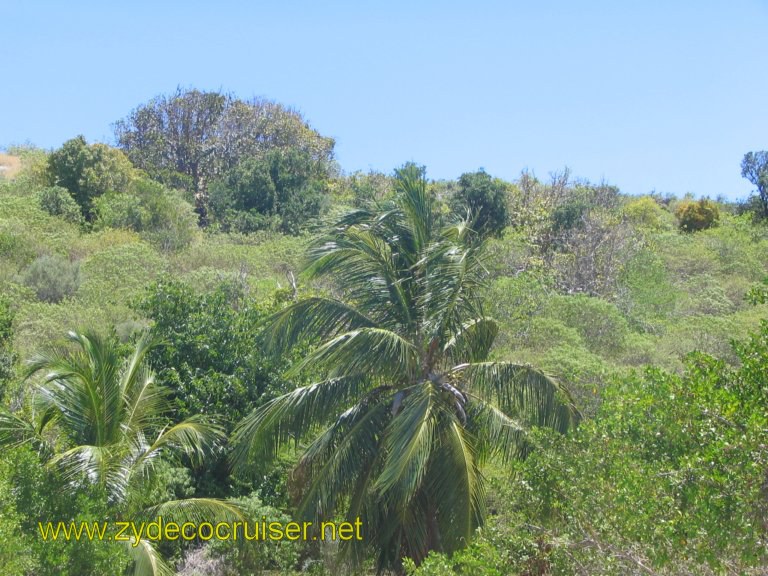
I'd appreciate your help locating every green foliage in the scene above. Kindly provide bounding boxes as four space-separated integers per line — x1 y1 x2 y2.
134 277 288 428
746 277 768 305
77 241 165 306
0 452 37 575
232 163 577 572
1 446 128 576
344 170 392 207
133 278 293 497
403 537 508 576
94 177 198 251
37 185 84 225
207 493 301 574
545 294 629 357
550 197 589 234
209 148 330 235
114 88 335 219
48 135 136 219
19 254 80 303
741 150 768 217
0 331 232 576
675 198 720 232
622 195 671 230
0 194 81 266
0 297 16 402
618 248 678 330
511 326 768 574
450 170 510 239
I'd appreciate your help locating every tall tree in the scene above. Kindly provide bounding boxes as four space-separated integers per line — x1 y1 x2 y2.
114 88 335 221
450 169 510 239
232 164 578 572
741 151 768 218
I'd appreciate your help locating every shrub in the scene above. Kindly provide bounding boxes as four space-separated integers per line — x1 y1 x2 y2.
19 255 80 303
37 186 84 224
0 298 16 402
545 294 629 356
209 148 329 235
94 178 198 251
623 195 670 230
513 328 768 573
48 136 136 219
550 198 590 233
207 493 301 573
77 242 164 306
675 198 720 232
449 170 510 239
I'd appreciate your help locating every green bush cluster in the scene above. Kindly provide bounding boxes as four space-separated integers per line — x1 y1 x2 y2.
47 135 136 219
37 186 84 225
19 254 80 303
675 198 720 232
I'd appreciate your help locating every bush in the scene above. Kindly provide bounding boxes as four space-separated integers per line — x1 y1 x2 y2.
675 198 720 232
2 446 128 576
94 178 198 251
0 297 16 402
209 149 329 235
37 186 84 224
623 195 670 230
77 242 165 307
207 493 301 574
449 170 510 239
19 255 80 303
48 136 136 219
544 294 629 356
344 170 392 207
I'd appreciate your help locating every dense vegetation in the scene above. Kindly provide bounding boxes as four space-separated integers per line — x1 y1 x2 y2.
1 89 767 575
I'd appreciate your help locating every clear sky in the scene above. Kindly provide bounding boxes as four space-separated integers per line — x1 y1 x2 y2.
2 0 767 199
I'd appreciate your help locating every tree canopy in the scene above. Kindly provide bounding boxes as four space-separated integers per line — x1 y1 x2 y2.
113 88 335 221
741 151 768 218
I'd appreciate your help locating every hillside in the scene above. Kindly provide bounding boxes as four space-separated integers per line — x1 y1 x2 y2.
1 123 767 576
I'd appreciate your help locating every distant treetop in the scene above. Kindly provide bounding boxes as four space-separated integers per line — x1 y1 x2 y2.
113 88 335 221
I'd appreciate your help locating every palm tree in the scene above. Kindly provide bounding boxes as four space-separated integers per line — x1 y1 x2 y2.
0 330 238 576
232 164 579 572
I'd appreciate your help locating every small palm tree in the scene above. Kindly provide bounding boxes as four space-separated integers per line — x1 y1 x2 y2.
232 164 578 571
0 330 237 576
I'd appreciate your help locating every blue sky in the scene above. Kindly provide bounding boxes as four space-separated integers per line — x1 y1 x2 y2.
2 0 767 198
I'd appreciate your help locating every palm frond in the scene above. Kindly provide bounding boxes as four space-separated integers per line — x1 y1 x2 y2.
143 498 246 525
374 382 438 504
28 331 125 446
394 163 433 253
452 362 579 432
299 398 389 520
230 375 372 469
442 317 498 364
289 328 419 381
260 296 377 357
122 365 167 435
466 398 530 463
0 409 45 449
429 414 484 551
422 241 488 345
121 537 175 576
142 416 224 467
305 229 414 327
47 444 117 487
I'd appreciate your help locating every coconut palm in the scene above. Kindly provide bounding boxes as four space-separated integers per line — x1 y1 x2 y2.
0 330 238 576
232 164 579 572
